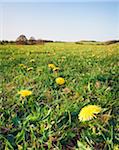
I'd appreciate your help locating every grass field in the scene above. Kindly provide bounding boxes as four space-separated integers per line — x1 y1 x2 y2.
0 43 119 150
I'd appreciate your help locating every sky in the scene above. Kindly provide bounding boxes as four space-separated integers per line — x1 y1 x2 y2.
0 0 119 41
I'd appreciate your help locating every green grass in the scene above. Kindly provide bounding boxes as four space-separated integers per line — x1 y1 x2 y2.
0 43 119 150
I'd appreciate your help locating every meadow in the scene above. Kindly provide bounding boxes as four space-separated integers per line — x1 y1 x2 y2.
0 43 119 150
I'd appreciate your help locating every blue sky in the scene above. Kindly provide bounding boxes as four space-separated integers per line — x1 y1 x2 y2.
0 1 119 41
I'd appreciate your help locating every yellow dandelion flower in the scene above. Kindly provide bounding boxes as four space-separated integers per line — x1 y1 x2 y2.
48 64 56 69
56 77 65 85
18 90 32 97
78 105 101 122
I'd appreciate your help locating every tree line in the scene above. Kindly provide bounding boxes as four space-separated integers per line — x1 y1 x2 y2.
0 35 53 45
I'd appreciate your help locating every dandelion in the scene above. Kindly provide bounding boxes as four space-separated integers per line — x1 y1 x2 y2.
48 64 56 69
56 77 65 85
18 90 32 97
78 105 101 122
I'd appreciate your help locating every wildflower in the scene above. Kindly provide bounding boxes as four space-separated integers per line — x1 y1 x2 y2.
18 90 32 97
78 105 101 122
56 77 65 85
48 64 56 69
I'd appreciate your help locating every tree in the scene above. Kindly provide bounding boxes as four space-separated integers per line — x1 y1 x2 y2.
28 36 36 45
16 35 27 45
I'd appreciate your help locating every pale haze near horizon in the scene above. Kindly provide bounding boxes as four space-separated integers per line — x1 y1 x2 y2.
0 1 119 41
